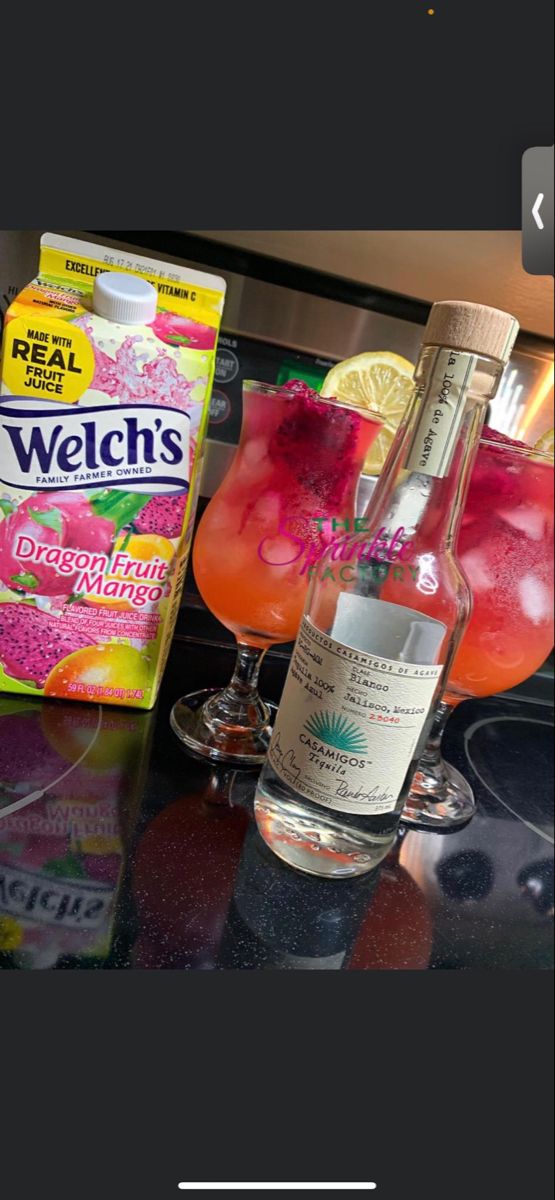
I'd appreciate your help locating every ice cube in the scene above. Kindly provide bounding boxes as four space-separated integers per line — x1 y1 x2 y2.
226 539 253 571
250 492 281 528
518 574 552 624
242 439 265 464
460 548 494 591
240 438 270 483
497 504 547 541
258 535 304 567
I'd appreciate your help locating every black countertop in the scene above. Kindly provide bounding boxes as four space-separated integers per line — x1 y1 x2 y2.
1 613 553 971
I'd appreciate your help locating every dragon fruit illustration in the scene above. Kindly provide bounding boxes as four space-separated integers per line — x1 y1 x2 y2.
0 603 96 687
149 311 217 350
38 491 116 553
133 492 187 538
0 490 149 599
0 500 67 595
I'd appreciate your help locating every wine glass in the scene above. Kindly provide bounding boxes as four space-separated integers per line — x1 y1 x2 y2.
171 380 382 764
401 433 554 828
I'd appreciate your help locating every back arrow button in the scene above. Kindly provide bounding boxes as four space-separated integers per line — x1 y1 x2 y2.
522 147 554 275
532 193 544 230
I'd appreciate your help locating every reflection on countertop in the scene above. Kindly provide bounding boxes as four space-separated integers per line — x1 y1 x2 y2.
1 630 553 970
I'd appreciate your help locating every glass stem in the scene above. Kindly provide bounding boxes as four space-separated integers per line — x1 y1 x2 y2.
228 642 267 699
204 642 270 736
202 769 236 806
202 767 259 808
416 700 453 788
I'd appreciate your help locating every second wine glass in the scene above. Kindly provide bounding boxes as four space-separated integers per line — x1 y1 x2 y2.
402 431 554 827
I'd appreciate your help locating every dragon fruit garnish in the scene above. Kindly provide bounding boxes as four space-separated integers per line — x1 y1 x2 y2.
481 425 530 451
468 425 538 505
269 378 366 509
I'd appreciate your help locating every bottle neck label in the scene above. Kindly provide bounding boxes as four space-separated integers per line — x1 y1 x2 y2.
268 615 443 817
404 348 477 478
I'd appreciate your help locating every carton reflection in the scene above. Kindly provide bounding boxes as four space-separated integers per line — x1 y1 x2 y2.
0 697 153 968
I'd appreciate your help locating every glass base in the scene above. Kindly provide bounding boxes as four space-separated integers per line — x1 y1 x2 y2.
171 688 277 765
401 760 476 830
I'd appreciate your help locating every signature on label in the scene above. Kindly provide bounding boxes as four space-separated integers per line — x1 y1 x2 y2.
270 732 301 784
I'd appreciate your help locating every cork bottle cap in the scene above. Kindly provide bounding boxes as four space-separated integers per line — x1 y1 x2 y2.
423 301 519 364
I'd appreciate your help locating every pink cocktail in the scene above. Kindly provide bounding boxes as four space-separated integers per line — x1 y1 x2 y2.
193 380 381 647
171 379 382 764
404 427 554 828
447 428 554 701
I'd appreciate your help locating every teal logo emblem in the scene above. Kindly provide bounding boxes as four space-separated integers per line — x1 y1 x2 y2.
304 711 367 753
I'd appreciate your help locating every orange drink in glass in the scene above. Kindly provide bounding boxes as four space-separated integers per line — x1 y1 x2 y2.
171 380 382 763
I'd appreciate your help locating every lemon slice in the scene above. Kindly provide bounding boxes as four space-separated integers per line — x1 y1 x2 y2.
321 351 415 474
534 428 554 457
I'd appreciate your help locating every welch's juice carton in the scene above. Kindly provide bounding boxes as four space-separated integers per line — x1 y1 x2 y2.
0 234 226 708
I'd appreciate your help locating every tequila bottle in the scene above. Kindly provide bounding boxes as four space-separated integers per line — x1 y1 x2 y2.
254 301 519 878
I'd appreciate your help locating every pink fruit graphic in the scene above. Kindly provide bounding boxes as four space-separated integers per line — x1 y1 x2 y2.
133 492 187 538
0 490 149 599
0 603 96 687
149 311 216 350
38 491 115 554
0 492 113 597
0 501 66 594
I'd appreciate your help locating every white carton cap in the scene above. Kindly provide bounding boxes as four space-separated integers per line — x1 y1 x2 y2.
93 271 158 324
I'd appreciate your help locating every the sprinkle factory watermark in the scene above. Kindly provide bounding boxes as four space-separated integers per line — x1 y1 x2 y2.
256 516 422 587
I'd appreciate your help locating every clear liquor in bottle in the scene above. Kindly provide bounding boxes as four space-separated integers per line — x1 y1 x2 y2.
255 301 519 878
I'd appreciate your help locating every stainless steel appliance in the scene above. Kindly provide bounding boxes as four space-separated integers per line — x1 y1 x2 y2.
1 230 553 500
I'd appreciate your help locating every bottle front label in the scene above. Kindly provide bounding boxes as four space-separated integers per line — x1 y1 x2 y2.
268 616 442 816
404 348 477 478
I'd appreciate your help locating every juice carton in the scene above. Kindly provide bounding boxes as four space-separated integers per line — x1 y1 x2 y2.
0 234 226 707
0 695 155 968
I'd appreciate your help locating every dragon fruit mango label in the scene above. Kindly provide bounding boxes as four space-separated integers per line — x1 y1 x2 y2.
0 234 226 708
